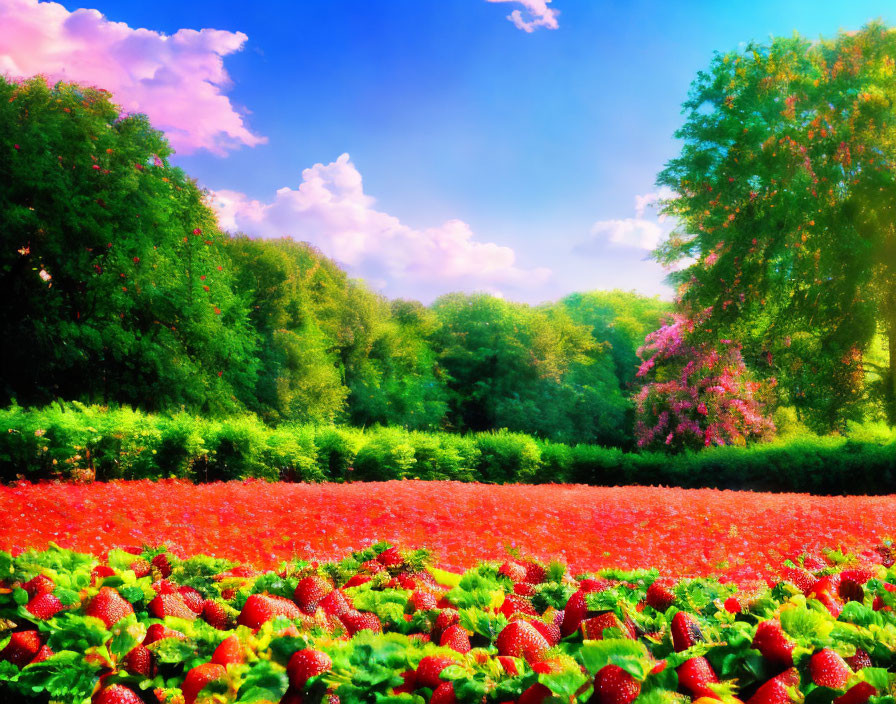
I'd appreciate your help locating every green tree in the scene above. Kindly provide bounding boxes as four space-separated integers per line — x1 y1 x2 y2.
656 24 896 429
0 77 258 412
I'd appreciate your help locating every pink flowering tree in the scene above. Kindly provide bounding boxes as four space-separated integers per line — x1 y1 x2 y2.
634 312 775 451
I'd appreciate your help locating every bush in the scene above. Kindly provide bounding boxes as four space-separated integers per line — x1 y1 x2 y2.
474 430 542 483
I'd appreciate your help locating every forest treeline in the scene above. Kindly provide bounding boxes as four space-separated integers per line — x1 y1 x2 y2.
0 76 668 448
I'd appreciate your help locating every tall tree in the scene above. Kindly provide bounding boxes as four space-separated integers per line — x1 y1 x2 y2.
656 24 896 429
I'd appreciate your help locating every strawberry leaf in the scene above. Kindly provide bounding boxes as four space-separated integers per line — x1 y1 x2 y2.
579 639 651 680
236 660 289 702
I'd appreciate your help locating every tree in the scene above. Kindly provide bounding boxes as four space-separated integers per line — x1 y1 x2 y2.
634 312 775 451
656 24 896 429
0 76 259 412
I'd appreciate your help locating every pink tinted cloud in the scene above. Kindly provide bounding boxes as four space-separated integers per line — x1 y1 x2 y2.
0 0 265 155
212 153 551 301
487 0 559 32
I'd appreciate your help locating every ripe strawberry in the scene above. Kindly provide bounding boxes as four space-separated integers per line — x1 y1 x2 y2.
345 574 373 588
212 635 244 666
431 681 457 704
91 565 115 584
280 688 305 704
360 560 385 574
747 669 800 704
677 657 719 699
295 576 332 614
724 597 742 613
23 574 54 598
151 553 172 577
834 682 877 704
580 578 612 593
646 579 676 611
671 611 705 651
130 559 151 578
203 600 230 630
521 562 546 585
439 624 471 653
319 589 352 617
340 610 381 635
514 582 536 597
122 645 154 677
287 649 333 688
27 592 63 620
148 593 197 621
530 619 561 645
0 631 42 667
582 612 634 640
433 608 460 640
178 586 205 614
410 590 438 612
499 594 537 618
238 593 301 629
86 587 134 628
377 547 404 567
497 656 520 676
392 670 417 694
752 620 794 668
499 561 528 582
151 579 177 595
845 649 872 671
781 566 816 594
561 590 588 636
810 649 851 689
519 683 552 704
496 620 551 663
93 684 143 704
181 662 226 704
397 572 423 590
594 664 641 704
809 576 843 618
415 656 457 690
30 644 54 664
143 623 185 645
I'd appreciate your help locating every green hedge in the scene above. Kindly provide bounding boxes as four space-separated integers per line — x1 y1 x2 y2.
1 404 895 494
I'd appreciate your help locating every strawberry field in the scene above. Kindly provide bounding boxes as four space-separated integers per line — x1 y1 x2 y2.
1 480 893 584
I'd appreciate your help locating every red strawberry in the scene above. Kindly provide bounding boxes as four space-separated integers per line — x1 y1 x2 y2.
27 592 63 620
439 624 471 654
499 562 528 582
514 582 536 597
181 662 226 704
393 669 417 694
287 649 332 688
340 610 381 635
148 593 197 621
360 560 385 574
434 608 460 640
431 681 456 704
752 620 794 668
521 562 546 585
845 649 872 671
810 649 852 689
646 579 676 611
238 594 301 629
530 619 561 646
582 612 633 640
377 547 404 567
23 574 54 598
178 586 205 614
875 546 895 567
499 594 537 618
295 576 333 614
594 664 641 704
410 590 438 612
344 574 373 588
203 600 230 630
724 597 742 613
122 645 154 677
671 611 704 652
809 576 843 618
580 578 612 593
561 590 588 636
496 620 550 663
416 656 457 690
280 688 305 704
151 579 177 595
747 669 800 704
834 682 877 704
781 566 816 594
519 683 552 704
91 565 115 584
677 657 719 699
497 656 520 676
130 559 151 578
93 685 143 704
397 572 422 590
319 589 352 617
86 587 134 628
144 623 185 645
212 635 244 666
0 631 42 667
151 553 172 577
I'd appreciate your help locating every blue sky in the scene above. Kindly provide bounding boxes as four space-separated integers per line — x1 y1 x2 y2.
7 0 896 302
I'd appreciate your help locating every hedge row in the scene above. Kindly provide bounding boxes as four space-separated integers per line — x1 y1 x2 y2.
1 404 895 493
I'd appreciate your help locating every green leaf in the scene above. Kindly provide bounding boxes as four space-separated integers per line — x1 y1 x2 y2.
12 588 28 606
579 639 651 680
780 605 834 645
538 668 589 696
148 636 196 664
236 660 290 702
15 650 99 701
108 615 146 658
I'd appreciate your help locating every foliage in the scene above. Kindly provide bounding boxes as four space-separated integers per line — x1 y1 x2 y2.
634 312 775 450
656 23 896 429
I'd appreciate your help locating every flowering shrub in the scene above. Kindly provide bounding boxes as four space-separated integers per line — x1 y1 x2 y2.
634 312 775 450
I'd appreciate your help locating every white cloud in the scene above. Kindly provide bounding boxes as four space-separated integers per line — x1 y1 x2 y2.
487 0 559 32
0 0 264 155
580 187 675 252
212 153 551 301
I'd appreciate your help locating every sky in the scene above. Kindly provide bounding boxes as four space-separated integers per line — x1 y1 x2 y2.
3 0 896 304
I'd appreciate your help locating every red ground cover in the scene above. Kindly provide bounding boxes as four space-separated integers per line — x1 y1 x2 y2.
1 480 893 582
